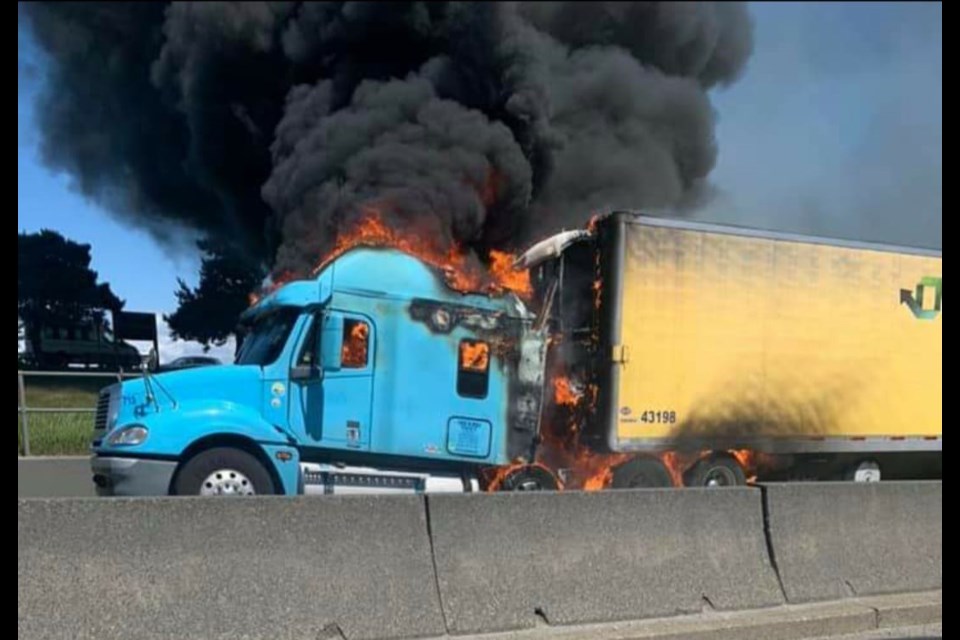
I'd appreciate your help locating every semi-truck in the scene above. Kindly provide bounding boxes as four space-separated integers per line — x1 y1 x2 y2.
90 212 941 496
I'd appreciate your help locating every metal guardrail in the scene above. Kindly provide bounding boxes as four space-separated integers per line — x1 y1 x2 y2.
17 369 141 456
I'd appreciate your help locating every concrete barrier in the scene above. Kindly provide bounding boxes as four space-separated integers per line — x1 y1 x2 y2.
18 457 95 497
762 481 942 603
426 488 783 634
18 484 943 639
17 496 444 640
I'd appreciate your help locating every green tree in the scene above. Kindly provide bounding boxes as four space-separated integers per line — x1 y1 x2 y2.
165 239 264 350
18 229 124 354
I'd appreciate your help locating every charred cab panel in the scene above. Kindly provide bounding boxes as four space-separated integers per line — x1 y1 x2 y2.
407 299 545 463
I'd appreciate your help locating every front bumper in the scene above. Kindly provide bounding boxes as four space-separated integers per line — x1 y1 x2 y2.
90 455 177 496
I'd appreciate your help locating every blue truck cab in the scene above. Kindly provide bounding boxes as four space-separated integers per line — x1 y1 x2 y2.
90 248 548 495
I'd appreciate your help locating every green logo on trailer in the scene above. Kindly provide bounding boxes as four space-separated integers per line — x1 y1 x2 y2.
900 277 942 320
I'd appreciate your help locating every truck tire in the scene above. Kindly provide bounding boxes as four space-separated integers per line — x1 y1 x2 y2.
174 447 276 496
842 459 881 482
611 457 673 489
497 465 560 491
684 454 746 487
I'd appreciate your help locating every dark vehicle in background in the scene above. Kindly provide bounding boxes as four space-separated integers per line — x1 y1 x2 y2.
20 317 142 370
160 356 221 372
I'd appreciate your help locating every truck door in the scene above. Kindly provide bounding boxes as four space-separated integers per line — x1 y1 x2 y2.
289 312 374 451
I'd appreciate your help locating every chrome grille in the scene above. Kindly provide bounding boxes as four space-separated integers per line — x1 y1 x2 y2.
94 390 111 432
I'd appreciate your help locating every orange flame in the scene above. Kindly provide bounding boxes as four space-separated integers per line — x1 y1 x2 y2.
552 377 580 407
311 209 531 299
247 208 532 307
533 373 633 491
660 451 702 487
730 449 775 484
591 278 602 311
580 453 630 490
459 340 490 372
341 320 369 368
488 250 532 297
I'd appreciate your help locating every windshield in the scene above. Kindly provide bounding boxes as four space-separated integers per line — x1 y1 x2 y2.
235 307 301 366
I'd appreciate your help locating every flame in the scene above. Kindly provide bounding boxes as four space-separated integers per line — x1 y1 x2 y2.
659 451 689 488
591 278 602 311
533 373 632 491
311 209 531 299
488 250 532 297
730 449 775 484
580 453 630 490
246 208 532 307
341 320 369 368
459 340 490 372
552 377 580 407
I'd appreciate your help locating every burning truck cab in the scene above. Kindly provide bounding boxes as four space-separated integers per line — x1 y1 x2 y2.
91 247 548 496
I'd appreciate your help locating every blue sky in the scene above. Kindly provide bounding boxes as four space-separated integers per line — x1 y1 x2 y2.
18 3 942 355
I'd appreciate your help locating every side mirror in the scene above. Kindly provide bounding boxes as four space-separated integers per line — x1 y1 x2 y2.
320 313 343 372
289 364 315 380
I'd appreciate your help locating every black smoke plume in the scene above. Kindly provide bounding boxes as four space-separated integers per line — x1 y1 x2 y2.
22 2 753 276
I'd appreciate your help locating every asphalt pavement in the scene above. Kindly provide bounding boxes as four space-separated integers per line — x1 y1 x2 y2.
18 456 94 497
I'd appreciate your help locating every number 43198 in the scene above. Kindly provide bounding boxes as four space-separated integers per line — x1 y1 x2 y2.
640 410 677 424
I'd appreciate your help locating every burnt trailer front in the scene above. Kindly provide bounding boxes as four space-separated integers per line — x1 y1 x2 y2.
533 212 941 484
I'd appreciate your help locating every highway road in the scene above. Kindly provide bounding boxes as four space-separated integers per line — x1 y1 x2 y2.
18 456 94 497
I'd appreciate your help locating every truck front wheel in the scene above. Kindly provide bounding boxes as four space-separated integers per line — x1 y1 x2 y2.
174 447 276 496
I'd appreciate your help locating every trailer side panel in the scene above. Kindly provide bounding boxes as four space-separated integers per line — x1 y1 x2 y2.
610 217 941 453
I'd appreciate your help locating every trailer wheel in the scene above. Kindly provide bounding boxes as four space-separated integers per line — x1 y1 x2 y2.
684 454 746 487
843 460 881 482
497 465 560 491
174 447 276 496
611 458 673 489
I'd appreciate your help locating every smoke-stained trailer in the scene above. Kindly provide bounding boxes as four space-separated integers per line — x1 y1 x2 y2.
556 212 940 480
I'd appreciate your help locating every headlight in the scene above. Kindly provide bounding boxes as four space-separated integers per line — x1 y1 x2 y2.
106 425 149 446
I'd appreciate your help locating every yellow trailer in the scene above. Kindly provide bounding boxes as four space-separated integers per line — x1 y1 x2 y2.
592 213 941 461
